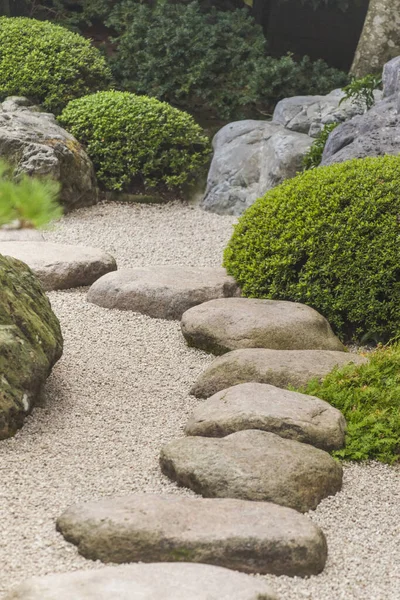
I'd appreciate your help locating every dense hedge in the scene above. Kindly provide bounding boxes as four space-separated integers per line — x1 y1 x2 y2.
59 90 210 191
106 0 348 119
224 156 400 342
0 17 111 114
300 344 400 464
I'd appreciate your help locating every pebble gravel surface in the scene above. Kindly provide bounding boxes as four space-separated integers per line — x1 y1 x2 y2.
1 201 399 599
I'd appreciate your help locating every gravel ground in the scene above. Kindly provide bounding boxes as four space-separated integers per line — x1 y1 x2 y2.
1 201 399 599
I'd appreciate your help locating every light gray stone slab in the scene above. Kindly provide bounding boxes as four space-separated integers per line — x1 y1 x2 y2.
4 563 278 600
160 430 343 512
87 266 240 320
185 382 346 451
57 494 327 576
0 242 117 290
190 348 367 398
181 297 344 354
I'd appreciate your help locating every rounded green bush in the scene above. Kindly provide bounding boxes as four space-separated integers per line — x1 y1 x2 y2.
223 156 400 342
58 90 210 192
0 17 112 114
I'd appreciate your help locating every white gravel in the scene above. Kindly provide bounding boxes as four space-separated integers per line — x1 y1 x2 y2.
1 201 399 599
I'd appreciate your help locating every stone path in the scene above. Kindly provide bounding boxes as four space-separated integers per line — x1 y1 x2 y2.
0 241 116 290
1 202 399 600
56 495 327 576
184 382 346 450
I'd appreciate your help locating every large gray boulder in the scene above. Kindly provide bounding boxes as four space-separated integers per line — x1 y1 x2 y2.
271 89 379 137
3 563 278 600
160 430 343 512
201 120 311 216
0 96 98 211
181 298 344 354
0 242 117 291
57 494 327 576
321 95 400 165
190 348 367 399
382 56 400 98
0 254 63 439
87 266 240 320
185 382 346 451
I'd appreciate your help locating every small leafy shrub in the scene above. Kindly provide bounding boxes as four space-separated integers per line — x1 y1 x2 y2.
106 0 348 119
58 90 210 191
0 162 62 228
0 17 112 114
224 155 400 342
303 123 339 170
300 344 400 464
340 74 382 112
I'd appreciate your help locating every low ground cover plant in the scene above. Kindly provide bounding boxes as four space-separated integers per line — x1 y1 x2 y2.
224 155 400 343
0 162 62 228
59 90 210 192
0 17 111 114
299 344 400 464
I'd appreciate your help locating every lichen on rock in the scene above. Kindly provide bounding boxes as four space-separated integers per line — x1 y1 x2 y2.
0 254 63 439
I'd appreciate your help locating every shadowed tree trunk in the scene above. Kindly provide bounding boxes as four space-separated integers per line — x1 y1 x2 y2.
252 0 273 30
351 0 400 76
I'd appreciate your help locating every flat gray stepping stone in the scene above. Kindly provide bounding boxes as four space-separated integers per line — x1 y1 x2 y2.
0 229 45 241
185 382 346 451
191 348 367 398
56 494 327 576
4 563 278 600
181 297 344 354
0 242 117 290
87 266 240 320
160 430 343 512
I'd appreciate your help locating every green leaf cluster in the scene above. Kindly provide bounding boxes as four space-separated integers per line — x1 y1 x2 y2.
0 162 62 228
340 74 382 112
303 122 339 170
58 90 211 192
299 344 400 464
223 155 400 342
106 0 348 119
0 17 112 114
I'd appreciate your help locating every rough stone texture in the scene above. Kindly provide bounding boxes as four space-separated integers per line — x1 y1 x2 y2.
3 563 278 600
87 266 240 320
0 97 98 211
201 120 311 216
181 298 344 355
382 56 400 98
321 95 400 165
160 430 343 512
0 254 63 439
57 494 327 576
0 242 117 291
271 89 383 137
0 229 45 242
191 348 367 399
185 382 346 451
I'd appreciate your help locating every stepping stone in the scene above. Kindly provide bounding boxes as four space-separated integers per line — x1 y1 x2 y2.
0 229 45 241
191 348 367 398
3 563 278 600
57 494 327 577
0 242 117 290
185 382 346 451
181 297 344 354
160 430 343 512
87 266 240 320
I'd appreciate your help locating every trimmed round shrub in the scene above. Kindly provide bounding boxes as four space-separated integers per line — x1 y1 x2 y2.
0 17 112 114
223 156 400 342
58 90 210 191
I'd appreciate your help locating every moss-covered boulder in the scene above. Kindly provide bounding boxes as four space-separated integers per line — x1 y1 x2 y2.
0 254 63 439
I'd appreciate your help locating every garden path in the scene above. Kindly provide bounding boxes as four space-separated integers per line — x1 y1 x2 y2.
0 202 399 599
